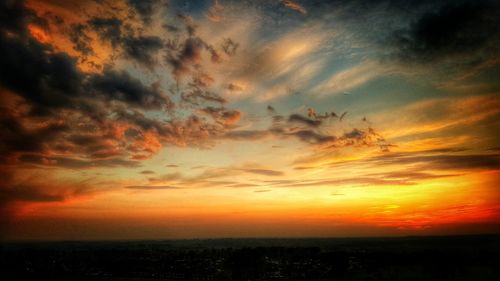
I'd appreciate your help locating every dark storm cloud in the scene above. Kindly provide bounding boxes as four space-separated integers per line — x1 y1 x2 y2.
0 117 69 156
167 37 205 79
67 133 129 159
70 23 94 56
0 0 37 36
393 1 500 62
0 5 176 166
127 0 165 24
114 108 169 132
164 16 226 82
0 35 83 113
122 35 164 67
86 17 166 68
89 69 169 109
88 17 123 46
308 0 499 78
288 114 322 127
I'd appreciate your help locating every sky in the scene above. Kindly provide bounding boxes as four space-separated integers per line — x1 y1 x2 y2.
0 0 499 240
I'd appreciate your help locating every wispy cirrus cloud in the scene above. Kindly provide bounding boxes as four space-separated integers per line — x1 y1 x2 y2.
312 61 389 96
125 185 178 190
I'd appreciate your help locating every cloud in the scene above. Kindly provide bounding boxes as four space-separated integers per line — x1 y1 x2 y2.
0 168 96 223
276 177 412 188
260 167 462 189
240 169 284 176
313 61 386 96
299 0 500 93
0 115 69 156
0 2 245 168
144 164 285 190
127 0 165 24
290 130 336 144
395 154 500 171
19 154 141 169
211 22 330 102
367 171 461 181
0 0 35 36
226 183 260 188
227 82 244 92
330 151 500 172
200 107 242 126
167 37 205 79
69 23 94 56
375 94 500 141
207 0 224 22
0 33 83 114
281 0 307 14
221 38 238 56
222 130 271 141
80 16 165 68
163 15 225 85
121 35 164 68
267 105 276 114
89 68 170 109
5 1 400 174
0 184 65 204
125 185 178 190
88 17 123 46
260 175 414 188
288 114 322 127
393 1 500 63
221 107 389 151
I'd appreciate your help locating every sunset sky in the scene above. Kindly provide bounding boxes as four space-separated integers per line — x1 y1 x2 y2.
1 0 499 240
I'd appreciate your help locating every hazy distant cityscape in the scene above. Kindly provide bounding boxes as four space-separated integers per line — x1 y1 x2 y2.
2 235 499 281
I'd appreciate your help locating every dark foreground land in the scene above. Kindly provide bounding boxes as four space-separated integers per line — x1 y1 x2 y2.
1 235 500 281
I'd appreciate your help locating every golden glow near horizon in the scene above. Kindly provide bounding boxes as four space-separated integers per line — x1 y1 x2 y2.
0 0 499 240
